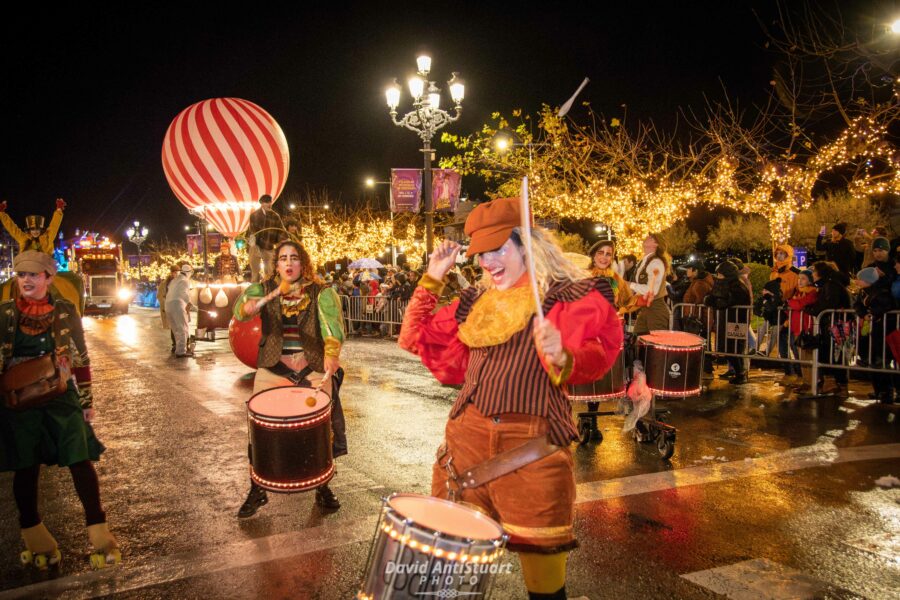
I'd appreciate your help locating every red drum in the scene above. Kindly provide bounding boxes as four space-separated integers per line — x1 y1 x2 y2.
358 494 507 600
566 342 626 401
637 330 704 398
247 386 334 492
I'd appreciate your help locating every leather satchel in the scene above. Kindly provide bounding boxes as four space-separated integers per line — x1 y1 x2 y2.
1 352 70 411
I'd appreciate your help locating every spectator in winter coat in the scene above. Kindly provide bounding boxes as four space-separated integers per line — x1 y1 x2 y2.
785 269 818 389
705 260 752 384
805 261 852 396
865 237 893 283
815 223 857 277
770 244 800 301
854 267 897 403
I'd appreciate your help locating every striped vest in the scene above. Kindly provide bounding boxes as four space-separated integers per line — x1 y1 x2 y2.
449 278 614 445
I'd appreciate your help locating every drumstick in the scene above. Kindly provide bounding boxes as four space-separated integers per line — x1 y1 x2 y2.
254 279 293 311
314 368 334 394
520 176 545 326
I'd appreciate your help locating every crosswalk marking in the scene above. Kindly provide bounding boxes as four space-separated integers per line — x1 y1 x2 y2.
682 558 850 599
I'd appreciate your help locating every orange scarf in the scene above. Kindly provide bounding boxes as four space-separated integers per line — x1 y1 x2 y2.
16 296 54 335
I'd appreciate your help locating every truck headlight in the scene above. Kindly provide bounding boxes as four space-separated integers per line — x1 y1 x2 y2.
117 289 132 301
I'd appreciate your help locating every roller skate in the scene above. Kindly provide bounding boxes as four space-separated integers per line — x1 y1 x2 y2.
20 523 61 570
87 523 121 569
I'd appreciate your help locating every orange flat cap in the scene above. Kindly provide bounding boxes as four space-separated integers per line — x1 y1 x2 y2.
464 197 522 257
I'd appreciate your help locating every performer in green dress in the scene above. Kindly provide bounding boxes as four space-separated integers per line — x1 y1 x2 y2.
0 251 120 569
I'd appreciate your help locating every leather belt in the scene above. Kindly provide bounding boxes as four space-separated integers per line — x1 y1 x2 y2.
443 436 561 492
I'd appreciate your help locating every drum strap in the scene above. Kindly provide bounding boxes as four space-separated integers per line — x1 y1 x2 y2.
437 437 560 498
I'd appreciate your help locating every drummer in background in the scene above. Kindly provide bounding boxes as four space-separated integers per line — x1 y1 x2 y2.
399 197 623 600
234 239 346 518
581 235 632 435
628 233 672 335
589 236 632 309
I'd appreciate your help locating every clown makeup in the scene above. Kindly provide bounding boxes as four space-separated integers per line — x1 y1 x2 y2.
478 238 526 290
277 246 302 283
593 245 614 270
16 271 52 300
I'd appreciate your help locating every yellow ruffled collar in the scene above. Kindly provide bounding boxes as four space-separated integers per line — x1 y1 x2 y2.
458 285 536 348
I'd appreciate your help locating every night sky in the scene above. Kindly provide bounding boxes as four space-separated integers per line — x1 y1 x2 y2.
0 1 886 245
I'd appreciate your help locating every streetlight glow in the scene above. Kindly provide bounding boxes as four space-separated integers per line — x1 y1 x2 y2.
365 177 375 188
385 80 401 109
892 18 900 34
428 88 441 110
448 73 465 104
289 203 297 210
495 137 510 151
408 76 424 100
416 55 431 75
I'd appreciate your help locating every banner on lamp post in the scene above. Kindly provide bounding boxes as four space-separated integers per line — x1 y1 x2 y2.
390 169 422 213
186 232 223 255
432 169 461 212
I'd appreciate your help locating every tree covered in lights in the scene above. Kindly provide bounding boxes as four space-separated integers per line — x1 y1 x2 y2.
442 3 900 252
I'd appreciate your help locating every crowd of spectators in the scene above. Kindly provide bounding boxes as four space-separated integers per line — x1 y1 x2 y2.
654 221 899 404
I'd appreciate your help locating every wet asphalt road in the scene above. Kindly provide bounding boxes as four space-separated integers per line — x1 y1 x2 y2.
0 307 898 599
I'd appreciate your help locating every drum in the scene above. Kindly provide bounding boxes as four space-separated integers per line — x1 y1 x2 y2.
637 330 704 398
358 494 507 600
247 385 334 492
566 342 626 401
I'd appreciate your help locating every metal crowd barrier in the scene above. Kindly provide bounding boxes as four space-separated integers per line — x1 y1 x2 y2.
339 294 409 336
670 303 900 396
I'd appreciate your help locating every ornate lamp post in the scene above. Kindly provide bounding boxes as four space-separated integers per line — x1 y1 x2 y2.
385 54 465 257
125 220 149 280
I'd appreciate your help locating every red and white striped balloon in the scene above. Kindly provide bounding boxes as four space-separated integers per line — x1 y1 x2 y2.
162 98 290 238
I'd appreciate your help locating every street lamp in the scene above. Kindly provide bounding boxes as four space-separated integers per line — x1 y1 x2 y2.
385 54 465 258
125 220 149 280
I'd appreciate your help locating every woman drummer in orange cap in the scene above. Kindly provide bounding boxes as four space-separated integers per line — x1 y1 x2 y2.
399 197 623 599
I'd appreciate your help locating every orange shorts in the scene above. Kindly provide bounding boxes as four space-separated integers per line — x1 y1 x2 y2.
432 404 577 554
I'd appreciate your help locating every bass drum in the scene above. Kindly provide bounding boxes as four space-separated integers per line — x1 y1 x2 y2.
637 330 704 398
566 342 626 401
247 385 334 493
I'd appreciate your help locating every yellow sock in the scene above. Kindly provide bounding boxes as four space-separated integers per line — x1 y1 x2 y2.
519 551 568 594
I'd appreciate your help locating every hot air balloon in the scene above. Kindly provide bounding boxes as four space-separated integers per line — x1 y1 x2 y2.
161 98 290 238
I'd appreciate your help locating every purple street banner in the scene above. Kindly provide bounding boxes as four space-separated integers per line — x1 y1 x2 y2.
391 169 422 213
432 169 461 212
127 255 152 267
186 232 223 255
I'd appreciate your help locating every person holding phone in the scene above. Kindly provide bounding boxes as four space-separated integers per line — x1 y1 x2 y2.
815 223 857 277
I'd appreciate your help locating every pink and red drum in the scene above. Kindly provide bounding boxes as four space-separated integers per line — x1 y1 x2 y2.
358 494 507 600
247 386 334 492
636 331 704 397
566 342 626 401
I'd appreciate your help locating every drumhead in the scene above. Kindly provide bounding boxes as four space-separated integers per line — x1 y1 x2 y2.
248 386 330 417
639 330 704 347
388 493 504 541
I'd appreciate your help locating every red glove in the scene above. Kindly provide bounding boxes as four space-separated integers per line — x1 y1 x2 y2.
56 198 66 210
0 201 6 212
